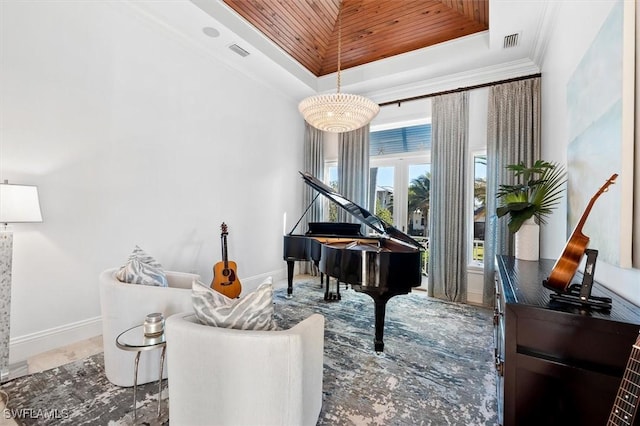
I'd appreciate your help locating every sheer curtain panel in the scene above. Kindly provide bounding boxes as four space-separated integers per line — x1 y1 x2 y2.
300 122 325 274
483 77 541 305
337 125 370 228
428 92 469 302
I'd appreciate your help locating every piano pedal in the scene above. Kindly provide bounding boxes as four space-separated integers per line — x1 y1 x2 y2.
323 278 342 302
324 292 341 301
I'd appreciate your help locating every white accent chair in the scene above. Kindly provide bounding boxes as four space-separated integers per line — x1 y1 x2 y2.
99 267 200 387
165 312 325 426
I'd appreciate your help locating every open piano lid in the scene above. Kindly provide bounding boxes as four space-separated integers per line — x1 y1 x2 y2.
300 171 424 250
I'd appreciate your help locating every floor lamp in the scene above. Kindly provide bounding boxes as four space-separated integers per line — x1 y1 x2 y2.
0 181 42 382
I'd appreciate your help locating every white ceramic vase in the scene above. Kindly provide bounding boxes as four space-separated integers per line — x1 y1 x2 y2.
515 217 539 261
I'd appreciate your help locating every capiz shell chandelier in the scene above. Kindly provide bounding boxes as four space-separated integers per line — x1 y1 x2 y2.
298 14 379 133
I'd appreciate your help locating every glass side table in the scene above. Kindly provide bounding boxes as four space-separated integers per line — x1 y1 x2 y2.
115 324 166 419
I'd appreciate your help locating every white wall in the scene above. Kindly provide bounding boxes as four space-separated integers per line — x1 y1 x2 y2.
540 0 639 305
1 1 304 362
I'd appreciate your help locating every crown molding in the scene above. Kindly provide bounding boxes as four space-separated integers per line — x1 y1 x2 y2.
530 1 561 69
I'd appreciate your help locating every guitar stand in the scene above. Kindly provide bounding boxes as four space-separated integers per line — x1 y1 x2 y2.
547 249 612 311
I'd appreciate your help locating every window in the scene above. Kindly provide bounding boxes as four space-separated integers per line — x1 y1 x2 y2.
371 165 395 225
472 154 486 264
325 163 338 222
370 124 431 156
407 163 430 237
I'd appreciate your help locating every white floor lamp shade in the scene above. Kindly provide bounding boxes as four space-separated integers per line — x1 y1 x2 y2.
0 183 43 223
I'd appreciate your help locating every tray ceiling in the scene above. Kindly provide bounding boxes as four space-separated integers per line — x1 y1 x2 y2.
222 0 489 77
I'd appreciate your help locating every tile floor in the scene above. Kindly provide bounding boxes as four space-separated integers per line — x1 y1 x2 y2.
26 335 104 375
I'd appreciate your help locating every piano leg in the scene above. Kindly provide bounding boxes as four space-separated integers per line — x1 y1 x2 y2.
323 277 330 300
286 260 295 299
361 291 394 352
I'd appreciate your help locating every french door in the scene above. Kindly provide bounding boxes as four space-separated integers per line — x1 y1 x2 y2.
370 158 430 236
370 158 430 283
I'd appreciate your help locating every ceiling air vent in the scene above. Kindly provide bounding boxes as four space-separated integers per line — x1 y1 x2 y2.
503 33 519 49
228 44 250 57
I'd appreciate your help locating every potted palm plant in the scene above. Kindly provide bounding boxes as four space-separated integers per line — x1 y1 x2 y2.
496 160 567 260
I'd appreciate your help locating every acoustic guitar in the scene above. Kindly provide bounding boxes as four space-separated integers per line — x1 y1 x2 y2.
544 173 617 293
607 331 640 425
211 222 242 298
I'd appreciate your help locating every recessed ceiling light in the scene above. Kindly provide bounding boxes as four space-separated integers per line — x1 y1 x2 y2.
202 27 220 38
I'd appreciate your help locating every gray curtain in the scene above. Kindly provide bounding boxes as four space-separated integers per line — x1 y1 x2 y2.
428 92 469 302
337 125 370 230
300 122 324 274
483 77 541 305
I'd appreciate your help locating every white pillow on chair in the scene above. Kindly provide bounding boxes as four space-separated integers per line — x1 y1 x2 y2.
192 277 277 331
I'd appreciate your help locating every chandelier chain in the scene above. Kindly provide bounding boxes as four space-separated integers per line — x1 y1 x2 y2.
337 12 341 93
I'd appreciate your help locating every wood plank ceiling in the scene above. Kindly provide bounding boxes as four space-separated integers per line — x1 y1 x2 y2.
222 0 489 77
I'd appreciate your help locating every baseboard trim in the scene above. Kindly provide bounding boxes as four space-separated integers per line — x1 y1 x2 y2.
6 360 28 381
241 268 287 292
9 316 102 365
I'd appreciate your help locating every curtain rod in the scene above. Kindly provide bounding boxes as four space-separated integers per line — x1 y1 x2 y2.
378 73 542 107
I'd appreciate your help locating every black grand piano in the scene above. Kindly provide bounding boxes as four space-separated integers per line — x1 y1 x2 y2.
283 172 424 352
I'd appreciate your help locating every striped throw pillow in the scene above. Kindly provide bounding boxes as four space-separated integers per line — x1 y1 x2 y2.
192 277 277 331
115 246 168 287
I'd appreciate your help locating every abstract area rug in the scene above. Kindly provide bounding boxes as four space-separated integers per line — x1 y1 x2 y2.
276 280 497 425
0 352 164 425
0 278 497 425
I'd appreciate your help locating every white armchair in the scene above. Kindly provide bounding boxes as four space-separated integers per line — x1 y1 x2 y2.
165 312 325 426
98 267 200 387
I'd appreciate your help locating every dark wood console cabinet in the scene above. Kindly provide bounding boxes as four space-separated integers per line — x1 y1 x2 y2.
495 255 640 426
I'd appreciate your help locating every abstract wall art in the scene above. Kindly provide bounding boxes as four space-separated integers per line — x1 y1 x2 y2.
566 0 635 268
